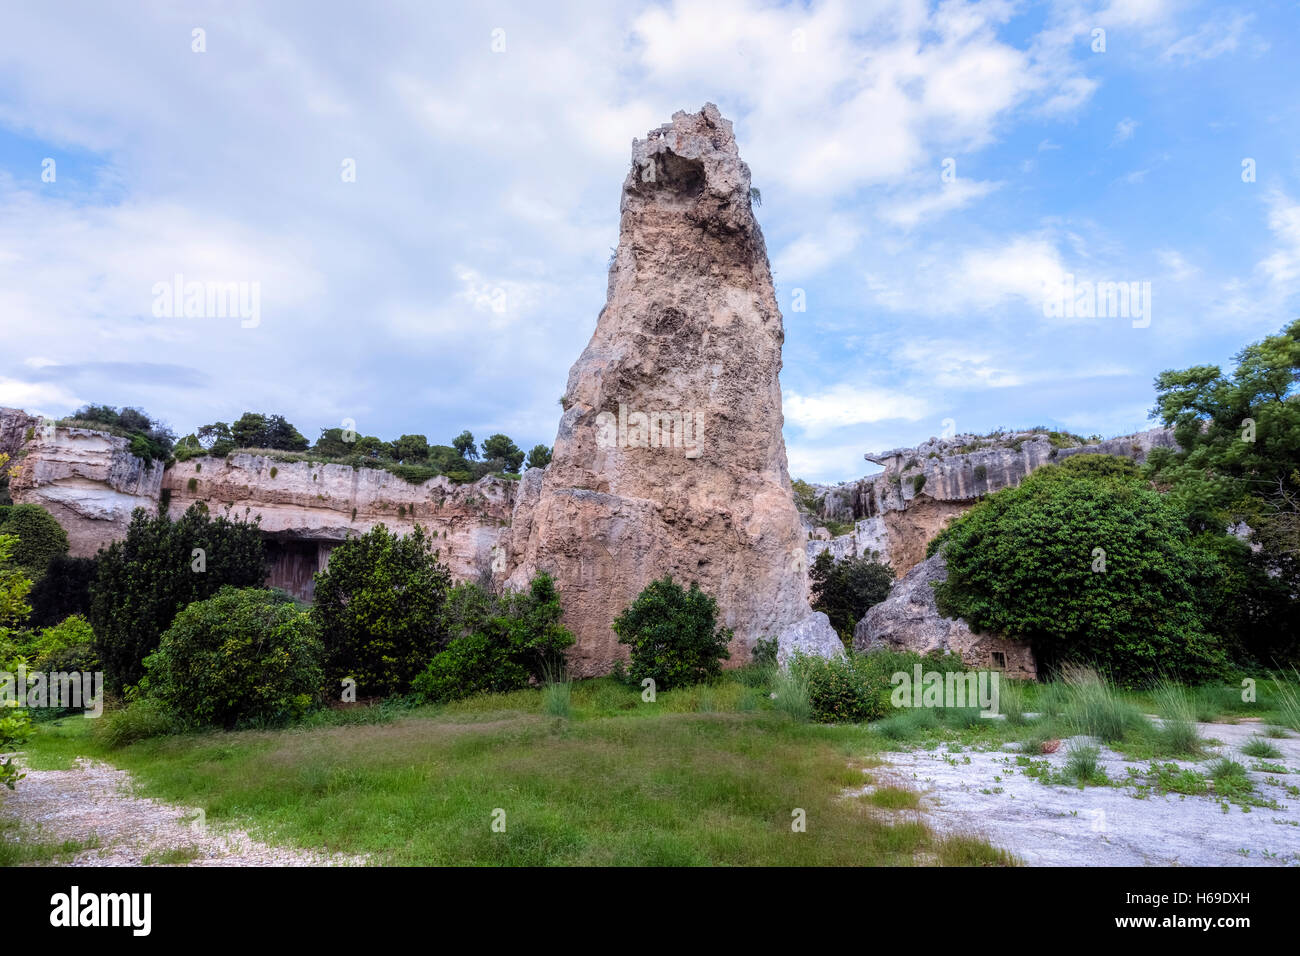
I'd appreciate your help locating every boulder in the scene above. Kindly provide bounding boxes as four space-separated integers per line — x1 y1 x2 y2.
853 552 1036 678
776 611 845 668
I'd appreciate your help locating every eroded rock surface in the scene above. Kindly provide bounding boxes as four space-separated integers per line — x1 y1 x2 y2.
854 552 1035 678
507 104 811 675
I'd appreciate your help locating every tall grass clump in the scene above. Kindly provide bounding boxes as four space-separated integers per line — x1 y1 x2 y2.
1153 679 1203 756
1060 664 1146 743
541 665 572 719
998 679 1028 726
770 666 811 722
1273 669 1300 732
1063 741 1103 787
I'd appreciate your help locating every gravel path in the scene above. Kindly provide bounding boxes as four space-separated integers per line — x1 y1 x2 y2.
867 720 1300 866
0 757 366 866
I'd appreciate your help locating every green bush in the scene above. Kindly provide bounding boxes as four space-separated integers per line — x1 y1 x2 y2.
0 705 30 789
26 555 97 628
809 550 894 640
311 524 451 697
143 587 324 729
0 503 69 581
930 455 1228 685
90 503 266 691
23 614 98 672
414 573 574 703
612 576 731 690
791 653 885 724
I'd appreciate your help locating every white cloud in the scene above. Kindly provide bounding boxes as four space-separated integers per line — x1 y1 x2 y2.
879 179 1001 229
784 383 930 434
1111 117 1139 145
1163 13 1257 64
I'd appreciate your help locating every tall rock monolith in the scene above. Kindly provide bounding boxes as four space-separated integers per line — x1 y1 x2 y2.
506 103 817 675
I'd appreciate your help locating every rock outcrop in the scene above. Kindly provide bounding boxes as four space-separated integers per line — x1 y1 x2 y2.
506 104 813 675
7 418 165 556
4 412 516 598
807 427 1176 576
853 552 1035 678
775 611 844 669
164 454 515 599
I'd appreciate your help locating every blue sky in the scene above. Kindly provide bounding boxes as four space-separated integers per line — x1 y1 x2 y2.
0 0 1297 483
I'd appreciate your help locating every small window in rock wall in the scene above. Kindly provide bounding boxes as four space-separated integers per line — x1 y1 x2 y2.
990 651 1006 670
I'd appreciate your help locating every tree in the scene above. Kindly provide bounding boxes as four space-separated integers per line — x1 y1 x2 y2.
452 431 478 460
314 427 354 458
196 421 235 456
526 444 552 469
612 576 732 690
310 524 451 697
393 434 430 462
0 503 69 581
930 455 1229 684
228 412 309 451
26 555 98 628
481 434 525 472
809 550 894 640
1146 319 1300 663
90 503 267 690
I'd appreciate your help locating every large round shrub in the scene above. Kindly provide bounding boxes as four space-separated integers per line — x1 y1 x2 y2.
145 587 323 729
612 576 731 690
0 503 68 581
310 523 451 697
930 455 1227 684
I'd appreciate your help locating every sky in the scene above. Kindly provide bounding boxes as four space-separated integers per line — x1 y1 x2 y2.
0 0 1297 484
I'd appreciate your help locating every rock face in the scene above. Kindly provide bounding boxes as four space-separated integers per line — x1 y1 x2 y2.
853 552 1036 678
807 427 1176 576
164 455 515 599
4 412 516 598
507 104 812 676
775 611 844 669
7 418 165 556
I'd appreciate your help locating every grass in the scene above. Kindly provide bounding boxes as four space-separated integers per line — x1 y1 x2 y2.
1241 736 1282 759
16 674 1012 866
1151 680 1204 757
864 785 920 809
1059 666 1147 743
0 814 100 866
1274 670 1300 731
141 845 202 866
1062 741 1105 787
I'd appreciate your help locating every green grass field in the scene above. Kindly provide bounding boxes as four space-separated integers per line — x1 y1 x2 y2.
15 674 1015 866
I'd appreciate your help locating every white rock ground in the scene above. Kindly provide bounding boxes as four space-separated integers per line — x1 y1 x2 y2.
864 719 1300 866
0 758 365 866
